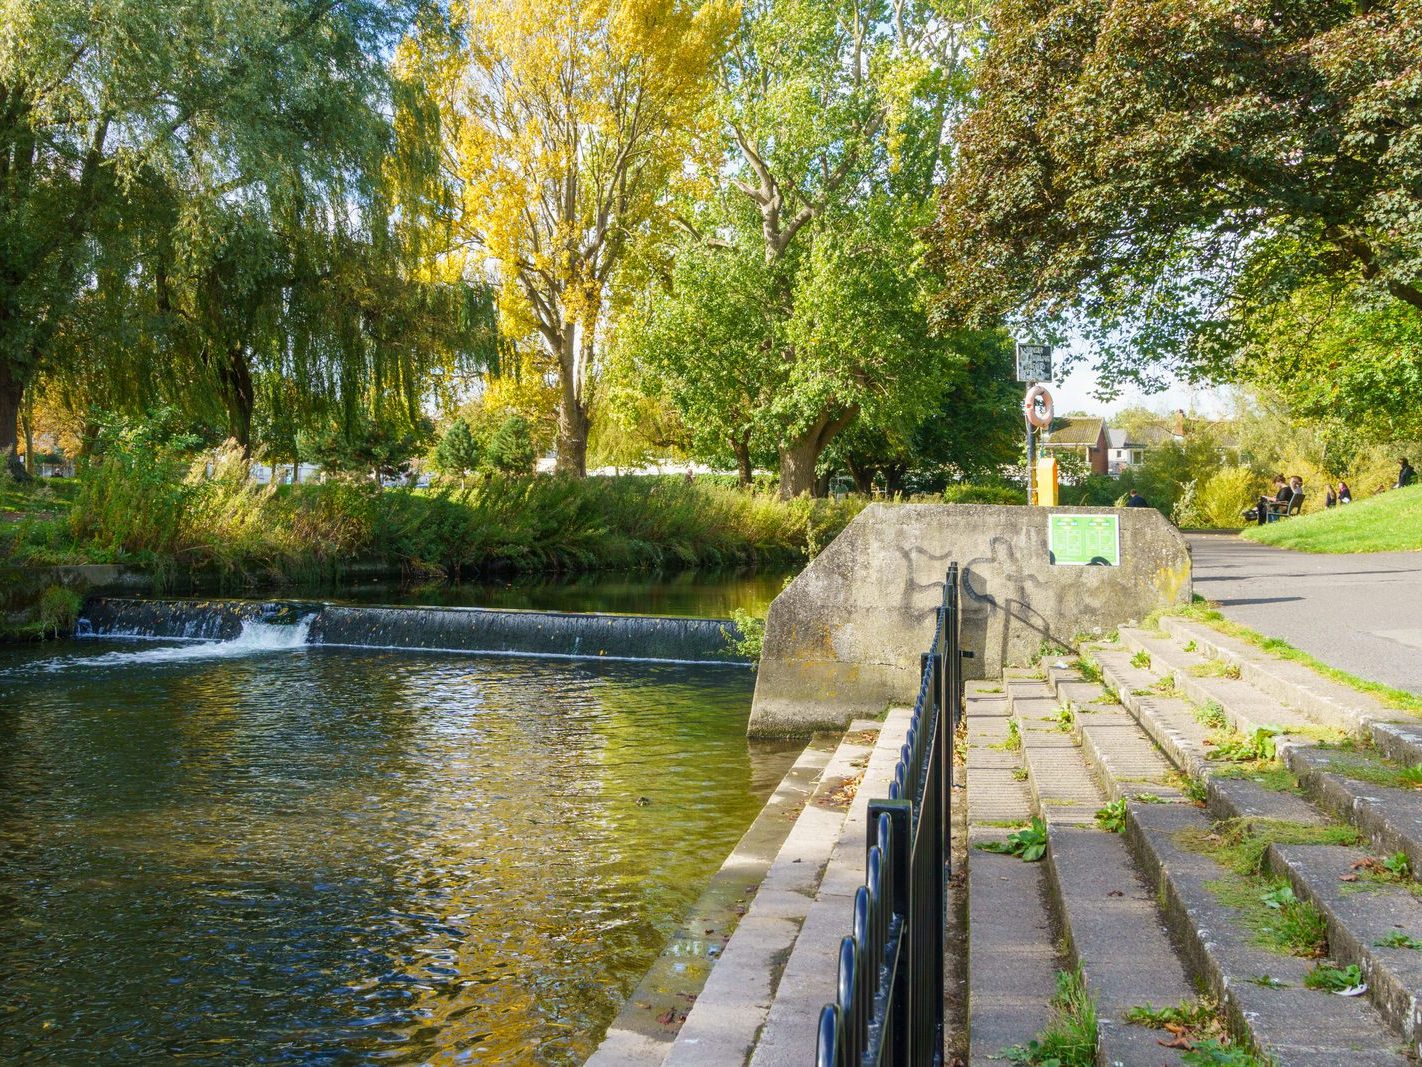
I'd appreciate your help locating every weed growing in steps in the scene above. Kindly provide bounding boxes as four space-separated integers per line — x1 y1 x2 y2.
1184 640 1198 652
1212 761 1300 793
1131 649 1152 670
1206 726 1281 763
1049 702 1076 732
976 817 1048 862
1094 798 1127 833
1125 996 1216 1030
989 720 1022 752
1303 962 1364 992
1306 748 1422 791
1179 817 1362 877
1123 996 1260 1062
1002 968 1097 1066
1344 850 1413 889
1206 877 1329 957
1012 767 1029 782
1075 656 1103 684
1374 931 1422 950
1189 659 1243 680
1182 1040 1271 1066
1194 700 1228 730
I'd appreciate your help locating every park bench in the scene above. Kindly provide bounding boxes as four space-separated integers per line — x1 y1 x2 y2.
1264 492 1304 522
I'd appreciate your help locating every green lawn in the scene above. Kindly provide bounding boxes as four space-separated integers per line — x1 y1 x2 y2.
1242 484 1422 553
0 476 77 517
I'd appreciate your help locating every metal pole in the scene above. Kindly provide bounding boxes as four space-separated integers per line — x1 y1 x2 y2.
1026 421 1037 507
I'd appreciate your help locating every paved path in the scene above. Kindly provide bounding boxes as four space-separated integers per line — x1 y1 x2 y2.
1187 533 1422 696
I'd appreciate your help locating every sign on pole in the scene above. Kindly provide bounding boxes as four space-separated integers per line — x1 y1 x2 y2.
1015 342 1053 383
1048 513 1120 566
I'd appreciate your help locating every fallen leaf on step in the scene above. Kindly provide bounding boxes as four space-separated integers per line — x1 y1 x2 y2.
1340 874 1360 882
1158 1036 1192 1050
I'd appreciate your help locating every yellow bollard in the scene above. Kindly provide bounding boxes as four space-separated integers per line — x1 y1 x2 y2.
1035 456 1059 507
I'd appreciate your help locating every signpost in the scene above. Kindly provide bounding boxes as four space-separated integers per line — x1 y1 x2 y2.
1016 342 1053 504
1015 342 1053 384
1048 513 1120 566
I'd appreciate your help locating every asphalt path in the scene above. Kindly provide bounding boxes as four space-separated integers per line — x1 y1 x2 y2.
1187 533 1422 696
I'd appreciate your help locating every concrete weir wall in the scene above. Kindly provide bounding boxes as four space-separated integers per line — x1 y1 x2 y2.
748 503 1191 736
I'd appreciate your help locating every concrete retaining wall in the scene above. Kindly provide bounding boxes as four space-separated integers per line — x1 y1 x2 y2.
748 504 1191 736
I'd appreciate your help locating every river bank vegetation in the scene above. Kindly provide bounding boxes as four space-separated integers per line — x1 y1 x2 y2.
3 0 1419 546
2 448 865 584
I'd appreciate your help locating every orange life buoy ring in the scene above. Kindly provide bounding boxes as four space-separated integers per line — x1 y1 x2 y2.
1023 385 1054 429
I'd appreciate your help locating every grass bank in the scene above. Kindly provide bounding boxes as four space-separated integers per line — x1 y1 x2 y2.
1 465 865 585
1241 484 1422 553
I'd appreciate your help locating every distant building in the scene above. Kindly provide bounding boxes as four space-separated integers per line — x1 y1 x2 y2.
1106 428 1145 475
1042 416 1109 476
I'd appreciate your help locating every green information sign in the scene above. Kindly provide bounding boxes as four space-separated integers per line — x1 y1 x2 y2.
1048 513 1120 566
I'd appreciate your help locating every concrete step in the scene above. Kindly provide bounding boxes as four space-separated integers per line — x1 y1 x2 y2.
745 708 917 1067
1007 680 1107 826
964 688 1032 826
1117 626 1325 738
1126 802 1411 1066
1102 633 1422 888
1160 615 1422 769
1048 664 1186 804
652 714 907 1067
586 735 840 1067
1269 843 1422 1058
1285 746 1422 881
1091 648 1331 824
1044 827 1193 1066
963 687 1059 1063
1085 642 1422 1059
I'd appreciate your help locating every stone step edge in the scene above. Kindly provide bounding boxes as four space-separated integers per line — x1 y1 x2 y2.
1160 615 1419 751
1267 842 1422 1057
585 727 857 1067
662 709 912 1067
1116 627 1323 739
1079 654 1422 1048
1041 827 1193 1067
1122 802 1412 1065
1003 680 1107 824
1092 642 1422 889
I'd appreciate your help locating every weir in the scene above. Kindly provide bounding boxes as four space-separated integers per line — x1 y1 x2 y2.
79 597 750 666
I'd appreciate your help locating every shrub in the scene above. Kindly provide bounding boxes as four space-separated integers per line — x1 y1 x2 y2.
943 482 1024 505
37 584 82 638
1197 466 1262 528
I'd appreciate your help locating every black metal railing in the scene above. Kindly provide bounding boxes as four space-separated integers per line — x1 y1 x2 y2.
815 563 964 1067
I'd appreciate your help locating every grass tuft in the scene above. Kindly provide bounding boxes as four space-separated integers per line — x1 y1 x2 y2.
1003 968 1097 1066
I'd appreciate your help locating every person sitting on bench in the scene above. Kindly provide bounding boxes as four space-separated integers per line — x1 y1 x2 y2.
1266 476 1305 521
1255 474 1290 525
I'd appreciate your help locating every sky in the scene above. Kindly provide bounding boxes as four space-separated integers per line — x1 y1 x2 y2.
1031 339 1236 421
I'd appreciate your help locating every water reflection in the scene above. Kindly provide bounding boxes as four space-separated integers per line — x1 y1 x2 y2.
0 641 796 1064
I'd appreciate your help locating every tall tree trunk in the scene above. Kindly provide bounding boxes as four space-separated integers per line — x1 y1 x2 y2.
554 327 590 477
778 437 821 498
885 463 908 496
0 359 27 479
777 407 859 499
846 457 877 495
730 431 753 487
216 344 255 456
21 394 34 475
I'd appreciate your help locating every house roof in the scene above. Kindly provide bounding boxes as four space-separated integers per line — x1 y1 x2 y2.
1045 417 1106 447
1107 428 1131 449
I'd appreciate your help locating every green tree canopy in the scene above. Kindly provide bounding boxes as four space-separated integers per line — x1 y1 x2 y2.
931 0 1422 390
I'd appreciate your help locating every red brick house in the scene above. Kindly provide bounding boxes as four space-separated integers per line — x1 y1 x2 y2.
1042 416 1109 476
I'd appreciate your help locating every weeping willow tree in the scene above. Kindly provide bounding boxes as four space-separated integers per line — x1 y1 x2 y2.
4 0 497 472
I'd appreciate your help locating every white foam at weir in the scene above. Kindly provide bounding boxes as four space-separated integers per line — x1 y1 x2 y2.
35 616 315 672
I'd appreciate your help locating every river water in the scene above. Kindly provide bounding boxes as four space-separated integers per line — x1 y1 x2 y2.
0 627 797 1064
